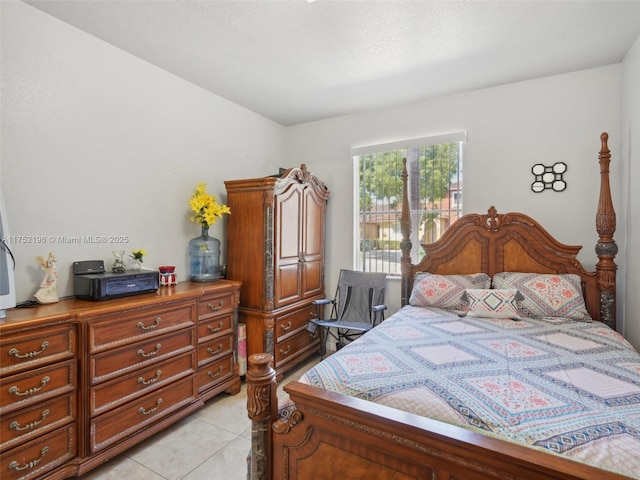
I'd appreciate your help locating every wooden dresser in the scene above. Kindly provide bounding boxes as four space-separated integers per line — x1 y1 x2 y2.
225 165 329 377
0 313 77 480
0 280 241 480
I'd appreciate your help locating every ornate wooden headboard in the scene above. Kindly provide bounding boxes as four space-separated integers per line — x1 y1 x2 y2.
399 133 618 330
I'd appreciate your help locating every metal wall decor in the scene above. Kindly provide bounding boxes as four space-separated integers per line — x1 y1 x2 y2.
531 162 567 193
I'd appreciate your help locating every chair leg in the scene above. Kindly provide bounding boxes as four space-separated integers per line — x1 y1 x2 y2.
319 326 327 358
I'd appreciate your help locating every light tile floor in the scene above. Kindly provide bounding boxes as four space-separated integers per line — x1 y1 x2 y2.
78 355 322 480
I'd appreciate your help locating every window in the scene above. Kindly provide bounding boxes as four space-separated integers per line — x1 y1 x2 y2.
352 132 465 275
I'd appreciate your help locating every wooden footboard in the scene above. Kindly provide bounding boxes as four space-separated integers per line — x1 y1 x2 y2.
246 354 629 480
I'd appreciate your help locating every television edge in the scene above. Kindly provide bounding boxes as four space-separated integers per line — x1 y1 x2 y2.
0 192 17 318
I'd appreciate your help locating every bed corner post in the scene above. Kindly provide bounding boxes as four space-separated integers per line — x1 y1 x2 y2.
400 158 413 306
246 353 277 480
595 132 618 330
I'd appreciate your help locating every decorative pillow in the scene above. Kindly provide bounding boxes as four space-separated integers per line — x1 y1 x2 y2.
464 288 522 320
409 273 491 310
492 272 591 321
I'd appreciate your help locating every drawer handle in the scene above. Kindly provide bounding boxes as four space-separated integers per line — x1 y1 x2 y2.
207 301 224 311
138 370 162 385
138 398 163 415
280 321 292 331
9 446 49 471
207 344 224 356
137 344 161 358
207 366 224 378
207 321 224 333
8 341 49 359
8 376 50 397
279 345 291 356
9 409 50 431
137 317 161 330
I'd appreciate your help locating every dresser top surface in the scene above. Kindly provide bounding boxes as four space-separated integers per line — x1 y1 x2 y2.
1 280 241 331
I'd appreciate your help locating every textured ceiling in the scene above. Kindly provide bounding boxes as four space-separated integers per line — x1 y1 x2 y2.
24 0 640 126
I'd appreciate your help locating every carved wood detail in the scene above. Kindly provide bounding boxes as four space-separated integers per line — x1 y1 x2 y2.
594 132 618 330
295 405 516 480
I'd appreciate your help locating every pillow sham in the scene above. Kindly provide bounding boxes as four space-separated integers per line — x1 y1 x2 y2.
492 272 591 321
464 288 522 320
409 273 491 310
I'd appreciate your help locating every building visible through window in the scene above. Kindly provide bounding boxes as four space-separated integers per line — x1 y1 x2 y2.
352 133 464 275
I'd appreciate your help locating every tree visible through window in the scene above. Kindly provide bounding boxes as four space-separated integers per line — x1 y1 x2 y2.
353 133 464 275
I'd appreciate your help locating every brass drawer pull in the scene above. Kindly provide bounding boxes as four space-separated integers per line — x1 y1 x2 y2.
9 376 50 397
207 344 223 356
280 321 292 331
137 317 161 330
9 446 49 471
8 341 49 359
279 345 291 355
207 321 224 333
9 409 50 431
207 301 223 311
138 398 163 415
207 366 224 378
138 370 162 385
137 344 161 358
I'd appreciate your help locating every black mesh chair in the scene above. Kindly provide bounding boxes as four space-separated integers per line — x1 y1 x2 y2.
308 269 387 356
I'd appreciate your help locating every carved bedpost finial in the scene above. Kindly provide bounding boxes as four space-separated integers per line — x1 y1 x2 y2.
400 158 413 306
595 132 617 330
247 353 276 420
484 206 501 232
246 353 277 480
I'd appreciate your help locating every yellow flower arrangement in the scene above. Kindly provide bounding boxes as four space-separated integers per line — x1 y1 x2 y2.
189 182 231 229
130 249 147 263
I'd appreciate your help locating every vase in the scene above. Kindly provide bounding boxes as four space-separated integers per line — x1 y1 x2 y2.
129 259 142 271
188 226 221 282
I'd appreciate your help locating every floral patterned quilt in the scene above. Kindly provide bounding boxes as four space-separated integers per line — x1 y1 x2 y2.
299 306 640 478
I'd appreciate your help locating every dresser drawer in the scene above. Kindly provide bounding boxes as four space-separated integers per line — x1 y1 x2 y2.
197 291 235 319
90 352 195 416
197 313 234 344
274 329 317 365
1 393 75 453
88 303 196 352
0 360 76 415
0 325 75 377
90 375 197 453
197 354 235 393
197 334 234 367
90 329 195 385
274 305 316 343
1 423 76 480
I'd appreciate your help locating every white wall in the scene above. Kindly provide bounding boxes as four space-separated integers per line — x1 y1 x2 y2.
284 66 628 343
621 34 640 349
0 1 286 301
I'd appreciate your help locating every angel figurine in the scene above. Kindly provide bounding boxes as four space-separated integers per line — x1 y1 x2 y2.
34 252 59 304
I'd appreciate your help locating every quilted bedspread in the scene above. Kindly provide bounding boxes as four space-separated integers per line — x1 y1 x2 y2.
298 306 640 478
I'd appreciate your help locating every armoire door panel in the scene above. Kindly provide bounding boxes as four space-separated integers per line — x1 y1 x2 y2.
302 260 323 298
276 187 302 261
302 190 325 258
276 264 302 306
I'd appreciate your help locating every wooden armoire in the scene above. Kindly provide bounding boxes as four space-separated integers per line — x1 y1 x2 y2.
224 165 330 377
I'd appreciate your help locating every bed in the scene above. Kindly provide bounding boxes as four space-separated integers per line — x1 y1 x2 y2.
246 132 639 480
